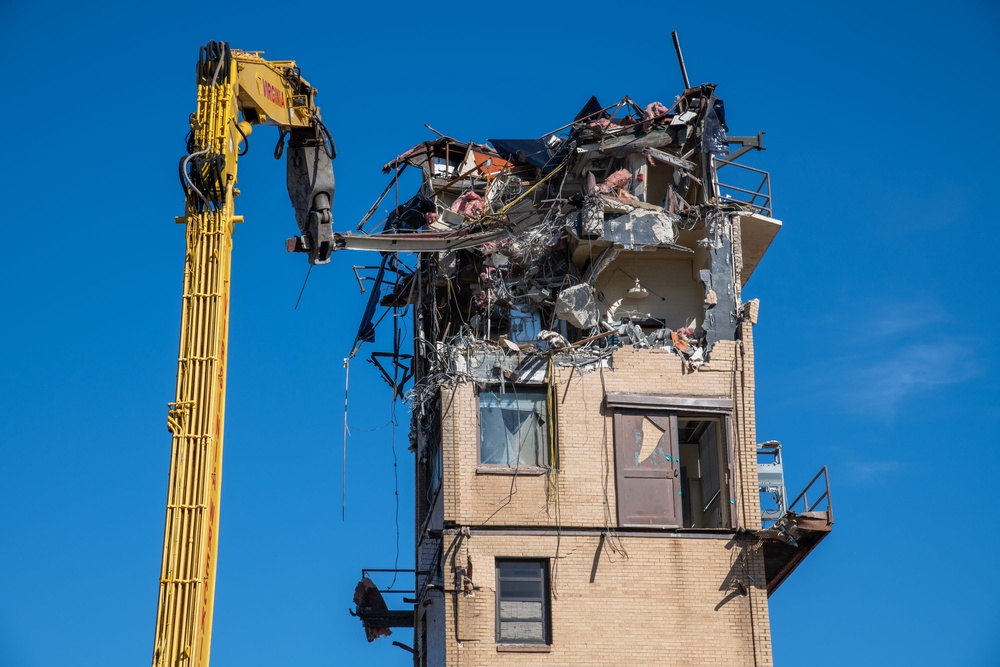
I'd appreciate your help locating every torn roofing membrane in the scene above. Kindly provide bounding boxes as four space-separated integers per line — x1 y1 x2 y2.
488 138 565 173
342 82 776 399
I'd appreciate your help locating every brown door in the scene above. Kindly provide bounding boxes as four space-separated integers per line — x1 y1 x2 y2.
614 411 683 527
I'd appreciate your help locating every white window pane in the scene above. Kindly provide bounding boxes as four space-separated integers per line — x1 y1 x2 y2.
500 600 543 621
500 621 544 642
499 561 544 579
480 404 510 464
480 389 549 466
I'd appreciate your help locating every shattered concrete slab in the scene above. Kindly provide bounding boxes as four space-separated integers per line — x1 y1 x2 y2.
604 208 680 248
554 284 599 330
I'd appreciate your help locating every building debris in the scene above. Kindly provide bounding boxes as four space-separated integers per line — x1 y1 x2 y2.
554 284 599 330
351 578 394 642
340 79 777 419
350 574 417 642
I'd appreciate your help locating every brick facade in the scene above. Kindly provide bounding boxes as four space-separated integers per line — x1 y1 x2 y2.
414 320 773 666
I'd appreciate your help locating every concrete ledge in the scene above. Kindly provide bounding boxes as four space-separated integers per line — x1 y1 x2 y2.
476 465 549 476
497 644 552 653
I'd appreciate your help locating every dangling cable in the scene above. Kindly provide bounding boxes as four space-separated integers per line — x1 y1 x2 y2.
547 356 562 599
274 129 287 160
342 357 350 521
233 119 249 157
295 265 312 310
314 113 337 159
387 307 403 589
388 392 400 590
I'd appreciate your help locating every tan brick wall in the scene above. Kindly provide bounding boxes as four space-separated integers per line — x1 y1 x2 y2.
440 336 762 531
437 531 771 666
425 323 771 665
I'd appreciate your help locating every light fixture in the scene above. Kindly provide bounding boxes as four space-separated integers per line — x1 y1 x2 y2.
626 277 649 300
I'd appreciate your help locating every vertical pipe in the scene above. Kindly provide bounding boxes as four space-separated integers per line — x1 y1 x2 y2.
671 31 691 90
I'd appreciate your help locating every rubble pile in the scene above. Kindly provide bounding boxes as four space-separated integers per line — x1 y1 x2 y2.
343 83 772 401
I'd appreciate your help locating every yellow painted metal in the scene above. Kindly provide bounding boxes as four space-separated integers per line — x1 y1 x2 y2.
152 53 241 667
229 53 317 129
152 45 323 667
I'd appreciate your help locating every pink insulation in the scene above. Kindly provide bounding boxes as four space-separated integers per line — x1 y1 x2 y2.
588 118 620 132
450 191 486 218
642 101 670 130
599 169 633 193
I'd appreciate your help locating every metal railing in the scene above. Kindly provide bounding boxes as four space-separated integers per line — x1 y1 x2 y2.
786 466 833 524
360 568 425 596
714 157 772 217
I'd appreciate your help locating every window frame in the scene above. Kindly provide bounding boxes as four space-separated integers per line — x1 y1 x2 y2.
495 559 551 646
476 383 553 473
606 393 738 530
676 414 733 529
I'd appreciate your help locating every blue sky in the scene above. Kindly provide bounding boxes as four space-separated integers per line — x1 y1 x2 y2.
1 2 998 665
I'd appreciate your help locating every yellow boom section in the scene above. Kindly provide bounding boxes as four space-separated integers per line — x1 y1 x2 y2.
152 45 240 667
152 42 334 667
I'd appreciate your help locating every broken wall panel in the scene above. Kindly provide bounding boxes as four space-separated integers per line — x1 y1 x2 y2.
348 83 774 436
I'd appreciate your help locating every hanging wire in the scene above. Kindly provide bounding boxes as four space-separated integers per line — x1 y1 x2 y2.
294 265 313 310
342 357 350 521
387 398 401 590
597 362 628 559
546 357 563 599
386 309 403 589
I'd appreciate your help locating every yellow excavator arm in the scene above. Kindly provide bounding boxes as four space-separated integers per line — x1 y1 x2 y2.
152 41 334 667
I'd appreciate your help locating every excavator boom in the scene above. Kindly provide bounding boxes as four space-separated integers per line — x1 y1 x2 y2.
152 42 334 667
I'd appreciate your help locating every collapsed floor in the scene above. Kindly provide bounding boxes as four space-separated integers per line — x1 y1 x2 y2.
342 83 778 407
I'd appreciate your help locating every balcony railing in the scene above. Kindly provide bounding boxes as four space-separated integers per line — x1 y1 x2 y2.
359 567 423 598
786 466 834 524
714 157 772 217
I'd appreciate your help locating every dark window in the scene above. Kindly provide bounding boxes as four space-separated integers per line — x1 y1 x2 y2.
677 417 729 528
479 386 550 467
416 400 442 528
496 560 550 644
425 403 443 499
614 410 733 528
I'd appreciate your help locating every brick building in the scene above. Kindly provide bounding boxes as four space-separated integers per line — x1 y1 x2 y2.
349 83 832 666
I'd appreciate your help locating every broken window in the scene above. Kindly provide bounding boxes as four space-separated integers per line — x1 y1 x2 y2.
416 400 443 528
611 402 734 529
479 386 550 468
677 417 730 528
495 560 550 645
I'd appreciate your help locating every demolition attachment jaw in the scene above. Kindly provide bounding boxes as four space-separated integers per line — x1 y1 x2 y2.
285 124 337 264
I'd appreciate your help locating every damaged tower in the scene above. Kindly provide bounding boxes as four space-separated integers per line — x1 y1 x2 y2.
348 80 833 666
